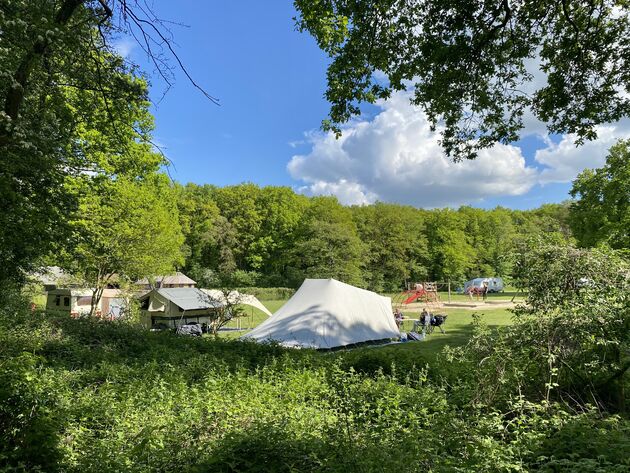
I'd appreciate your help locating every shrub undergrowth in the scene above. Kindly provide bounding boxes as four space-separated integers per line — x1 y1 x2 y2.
1 306 628 472
1 243 629 472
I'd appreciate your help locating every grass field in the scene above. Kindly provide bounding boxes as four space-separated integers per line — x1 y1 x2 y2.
372 307 513 364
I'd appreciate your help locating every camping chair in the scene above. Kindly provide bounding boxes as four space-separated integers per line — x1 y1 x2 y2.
428 314 447 334
412 312 430 333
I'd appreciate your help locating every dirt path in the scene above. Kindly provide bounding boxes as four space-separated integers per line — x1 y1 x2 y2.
400 300 518 312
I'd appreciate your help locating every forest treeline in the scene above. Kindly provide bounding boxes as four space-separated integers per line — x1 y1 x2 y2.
175 183 572 291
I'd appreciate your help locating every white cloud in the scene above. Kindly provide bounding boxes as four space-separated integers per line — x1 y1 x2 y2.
288 92 538 207
535 120 630 183
113 37 136 58
299 180 377 206
289 89 630 207
519 53 549 137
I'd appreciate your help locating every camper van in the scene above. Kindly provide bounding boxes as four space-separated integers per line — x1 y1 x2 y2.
45 288 127 318
464 277 504 294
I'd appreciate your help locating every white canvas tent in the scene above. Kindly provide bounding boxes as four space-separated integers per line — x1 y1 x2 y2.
241 278 399 349
201 289 272 317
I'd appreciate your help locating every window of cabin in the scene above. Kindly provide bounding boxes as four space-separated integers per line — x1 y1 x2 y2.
76 296 92 306
55 295 61 306
63 296 70 307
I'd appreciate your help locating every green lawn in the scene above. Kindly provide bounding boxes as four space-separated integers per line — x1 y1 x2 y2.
328 307 515 379
381 307 512 358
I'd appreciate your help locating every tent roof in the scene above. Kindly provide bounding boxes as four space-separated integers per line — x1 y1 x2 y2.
201 289 272 317
136 272 196 286
141 287 220 311
47 288 94 297
241 279 399 349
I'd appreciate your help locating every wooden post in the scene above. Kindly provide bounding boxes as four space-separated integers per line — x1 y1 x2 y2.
448 279 452 303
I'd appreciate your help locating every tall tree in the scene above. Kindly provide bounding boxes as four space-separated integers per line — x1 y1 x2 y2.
64 174 184 316
255 187 309 285
0 0 214 288
211 184 264 271
176 183 237 286
289 197 365 287
352 203 428 291
426 210 475 283
569 140 630 249
294 0 630 160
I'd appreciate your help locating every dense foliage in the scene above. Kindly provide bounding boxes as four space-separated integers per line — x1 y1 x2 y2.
176 182 572 291
2 242 629 471
294 0 630 160
63 174 184 315
0 0 156 288
447 241 630 411
0 0 212 292
570 139 630 249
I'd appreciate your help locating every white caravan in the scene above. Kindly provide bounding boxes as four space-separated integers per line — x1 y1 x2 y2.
464 277 504 293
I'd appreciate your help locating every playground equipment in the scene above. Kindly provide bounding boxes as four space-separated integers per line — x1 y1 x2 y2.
395 282 441 309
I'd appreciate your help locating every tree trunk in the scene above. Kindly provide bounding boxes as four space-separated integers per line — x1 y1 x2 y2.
90 286 104 318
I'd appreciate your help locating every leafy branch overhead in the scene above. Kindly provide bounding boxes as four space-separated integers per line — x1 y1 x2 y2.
0 0 217 146
0 0 216 287
294 0 630 160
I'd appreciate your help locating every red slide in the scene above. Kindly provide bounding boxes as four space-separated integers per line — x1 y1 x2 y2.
402 290 425 304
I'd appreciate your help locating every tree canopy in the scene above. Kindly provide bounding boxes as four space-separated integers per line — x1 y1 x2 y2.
569 139 630 249
294 0 630 160
173 183 573 290
0 0 213 288
63 174 183 314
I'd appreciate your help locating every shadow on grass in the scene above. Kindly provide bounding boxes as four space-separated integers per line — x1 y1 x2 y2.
192 424 329 473
192 421 414 473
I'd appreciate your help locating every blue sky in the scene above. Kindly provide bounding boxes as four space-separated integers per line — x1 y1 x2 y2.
121 1 629 210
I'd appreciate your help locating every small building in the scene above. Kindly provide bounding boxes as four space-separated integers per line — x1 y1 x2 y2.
45 288 127 318
46 288 95 316
135 272 197 290
139 287 221 328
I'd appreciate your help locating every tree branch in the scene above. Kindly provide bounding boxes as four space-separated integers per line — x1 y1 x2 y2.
120 3 220 105
561 0 581 36
2 0 84 122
